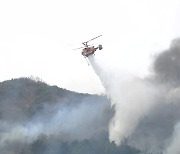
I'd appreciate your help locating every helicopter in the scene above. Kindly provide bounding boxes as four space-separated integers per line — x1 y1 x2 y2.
81 35 103 57
74 35 103 58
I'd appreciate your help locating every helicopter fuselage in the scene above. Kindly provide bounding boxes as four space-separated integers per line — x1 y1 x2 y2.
81 45 102 57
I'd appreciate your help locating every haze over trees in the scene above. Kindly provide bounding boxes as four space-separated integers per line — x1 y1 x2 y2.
0 77 142 154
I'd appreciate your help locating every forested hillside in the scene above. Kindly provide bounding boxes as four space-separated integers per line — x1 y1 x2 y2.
0 78 143 154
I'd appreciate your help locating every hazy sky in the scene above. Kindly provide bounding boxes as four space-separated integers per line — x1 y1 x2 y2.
0 0 180 94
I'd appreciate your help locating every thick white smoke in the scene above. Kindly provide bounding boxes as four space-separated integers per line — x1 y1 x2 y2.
88 56 157 144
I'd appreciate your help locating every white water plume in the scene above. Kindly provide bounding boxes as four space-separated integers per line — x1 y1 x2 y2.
88 56 157 145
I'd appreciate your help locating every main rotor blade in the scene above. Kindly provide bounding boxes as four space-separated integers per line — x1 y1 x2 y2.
73 44 94 50
85 35 102 44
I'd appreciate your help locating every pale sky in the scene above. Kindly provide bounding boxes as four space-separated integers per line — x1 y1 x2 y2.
0 0 180 94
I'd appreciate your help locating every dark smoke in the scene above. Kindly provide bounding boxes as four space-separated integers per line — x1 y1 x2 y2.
127 38 180 153
154 38 180 87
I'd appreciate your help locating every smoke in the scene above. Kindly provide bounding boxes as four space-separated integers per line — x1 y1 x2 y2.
165 122 180 154
154 38 180 87
88 38 180 153
0 93 112 152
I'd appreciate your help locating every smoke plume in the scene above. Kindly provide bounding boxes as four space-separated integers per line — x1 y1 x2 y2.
88 38 180 153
